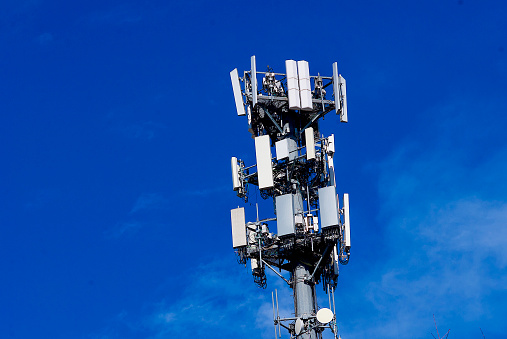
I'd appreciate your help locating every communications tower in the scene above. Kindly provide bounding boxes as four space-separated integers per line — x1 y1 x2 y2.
229 56 351 339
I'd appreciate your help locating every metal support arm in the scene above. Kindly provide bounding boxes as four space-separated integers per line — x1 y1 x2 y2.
262 259 291 286
306 244 333 283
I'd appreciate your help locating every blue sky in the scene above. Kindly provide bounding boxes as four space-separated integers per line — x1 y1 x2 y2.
1 0 506 338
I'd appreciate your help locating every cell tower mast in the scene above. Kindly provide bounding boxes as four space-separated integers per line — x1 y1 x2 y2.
229 56 350 339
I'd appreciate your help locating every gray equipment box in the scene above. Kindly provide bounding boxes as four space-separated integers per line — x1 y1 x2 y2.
275 194 296 237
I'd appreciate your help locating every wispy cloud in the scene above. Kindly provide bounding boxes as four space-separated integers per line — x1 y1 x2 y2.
353 197 507 338
130 193 170 214
340 97 507 338
144 259 274 338
104 193 170 239
182 185 230 197
87 258 280 339
104 221 143 239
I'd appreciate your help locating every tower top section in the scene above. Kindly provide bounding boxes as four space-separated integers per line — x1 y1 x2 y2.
230 56 347 142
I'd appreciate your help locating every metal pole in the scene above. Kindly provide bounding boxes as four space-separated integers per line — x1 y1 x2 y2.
293 263 317 339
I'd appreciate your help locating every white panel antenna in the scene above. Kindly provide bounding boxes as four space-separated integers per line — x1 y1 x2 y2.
318 186 339 228
275 138 297 161
298 60 313 111
327 154 336 187
230 207 247 248
332 62 341 112
304 127 315 160
231 157 241 190
254 135 274 189
343 193 350 250
327 134 335 155
275 140 288 160
285 60 301 110
247 105 253 132
251 55 258 107
332 245 339 276
230 68 246 116
339 75 348 123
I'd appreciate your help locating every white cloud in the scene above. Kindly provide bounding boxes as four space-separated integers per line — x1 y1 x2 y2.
141 258 277 339
341 110 507 339
86 257 285 338
130 193 170 214
182 185 230 197
104 221 142 239
358 197 507 336
103 193 170 238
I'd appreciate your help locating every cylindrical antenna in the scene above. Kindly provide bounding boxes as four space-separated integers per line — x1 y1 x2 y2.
275 289 281 338
328 284 332 309
332 286 337 336
332 286 336 316
271 291 277 339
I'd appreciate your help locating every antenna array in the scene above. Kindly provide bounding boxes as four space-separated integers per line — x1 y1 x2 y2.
229 56 351 339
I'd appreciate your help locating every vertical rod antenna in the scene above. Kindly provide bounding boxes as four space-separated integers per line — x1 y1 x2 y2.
332 286 338 336
275 289 281 338
272 291 277 339
327 284 332 309
332 286 336 316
